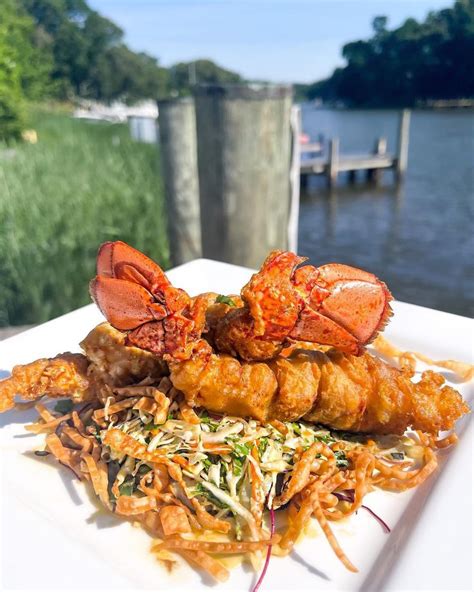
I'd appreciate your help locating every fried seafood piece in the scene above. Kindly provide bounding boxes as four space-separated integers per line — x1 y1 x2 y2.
90 241 393 361
0 353 91 412
80 322 166 386
169 350 469 434
0 323 167 413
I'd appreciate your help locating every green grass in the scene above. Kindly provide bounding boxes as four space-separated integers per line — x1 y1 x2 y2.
0 109 169 326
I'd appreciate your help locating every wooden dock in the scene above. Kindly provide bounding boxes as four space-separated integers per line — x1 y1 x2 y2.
300 109 410 188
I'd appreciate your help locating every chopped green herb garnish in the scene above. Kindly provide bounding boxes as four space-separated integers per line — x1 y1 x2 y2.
233 455 245 476
118 477 135 496
314 430 335 444
202 416 219 432
257 437 269 457
192 483 228 509
215 294 236 307
233 442 251 457
335 450 349 468
291 422 302 435
137 464 152 476
144 421 158 430
54 400 74 415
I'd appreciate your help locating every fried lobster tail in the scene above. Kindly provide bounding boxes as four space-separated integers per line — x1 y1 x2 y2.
0 353 92 412
169 349 469 435
90 242 393 361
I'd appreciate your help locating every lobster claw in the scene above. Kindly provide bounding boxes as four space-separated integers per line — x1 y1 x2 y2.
90 241 198 359
241 251 392 355
290 263 393 353
90 276 167 331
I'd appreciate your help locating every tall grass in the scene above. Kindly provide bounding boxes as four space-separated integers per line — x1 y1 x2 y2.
0 110 169 326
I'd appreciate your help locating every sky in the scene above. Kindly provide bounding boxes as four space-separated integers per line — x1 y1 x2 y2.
88 0 452 83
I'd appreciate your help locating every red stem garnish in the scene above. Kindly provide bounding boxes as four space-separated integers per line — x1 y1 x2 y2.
361 504 391 533
251 508 275 592
334 491 390 533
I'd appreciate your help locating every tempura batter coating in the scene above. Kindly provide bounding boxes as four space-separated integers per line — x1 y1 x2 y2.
0 353 91 412
80 322 166 386
169 349 469 434
0 324 166 412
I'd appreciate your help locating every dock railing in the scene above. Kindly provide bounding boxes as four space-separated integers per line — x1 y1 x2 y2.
300 109 411 188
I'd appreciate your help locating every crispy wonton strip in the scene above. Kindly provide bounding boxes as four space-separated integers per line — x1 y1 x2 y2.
35 403 56 422
116 495 157 515
93 398 139 421
279 482 319 551
153 536 275 554
312 492 358 572
434 433 458 449
103 429 170 464
179 402 201 425
160 505 191 535
375 447 437 491
190 499 231 534
82 453 111 509
25 413 72 433
178 550 229 583
373 335 474 381
61 426 93 453
273 442 322 508
45 433 84 481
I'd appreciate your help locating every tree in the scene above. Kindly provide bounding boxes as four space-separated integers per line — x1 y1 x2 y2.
169 59 242 96
18 0 239 103
0 0 54 140
303 0 474 107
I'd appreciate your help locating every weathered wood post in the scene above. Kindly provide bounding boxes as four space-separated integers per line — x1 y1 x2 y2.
327 138 339 189
395 109 410 183
367 137 387 185
193 84 293 268
288 105 301 252
157 97 201 266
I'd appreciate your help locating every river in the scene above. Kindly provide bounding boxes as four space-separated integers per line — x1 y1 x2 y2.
298 106 474 317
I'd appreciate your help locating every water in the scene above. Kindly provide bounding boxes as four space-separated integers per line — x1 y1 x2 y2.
298 107 474 317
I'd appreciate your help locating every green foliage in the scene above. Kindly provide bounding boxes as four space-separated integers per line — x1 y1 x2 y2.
0 110 169 326
17 1 240 103
91 45 170 103
0 1 30 139
169 59 242 96
305 0 474 107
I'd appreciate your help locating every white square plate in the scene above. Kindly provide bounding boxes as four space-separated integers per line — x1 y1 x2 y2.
1 259 472 591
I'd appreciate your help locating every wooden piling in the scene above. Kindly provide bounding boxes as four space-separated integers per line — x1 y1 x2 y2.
157 97 201 266
367 137 387 184
395 109 410 183
327 138 339 188
193 84 293 268
288 105 301 253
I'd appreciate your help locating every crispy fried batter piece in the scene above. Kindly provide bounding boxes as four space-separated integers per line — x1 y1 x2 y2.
0 323 166 413
80 322 166 386
169 349 469 434
0 353 91 412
